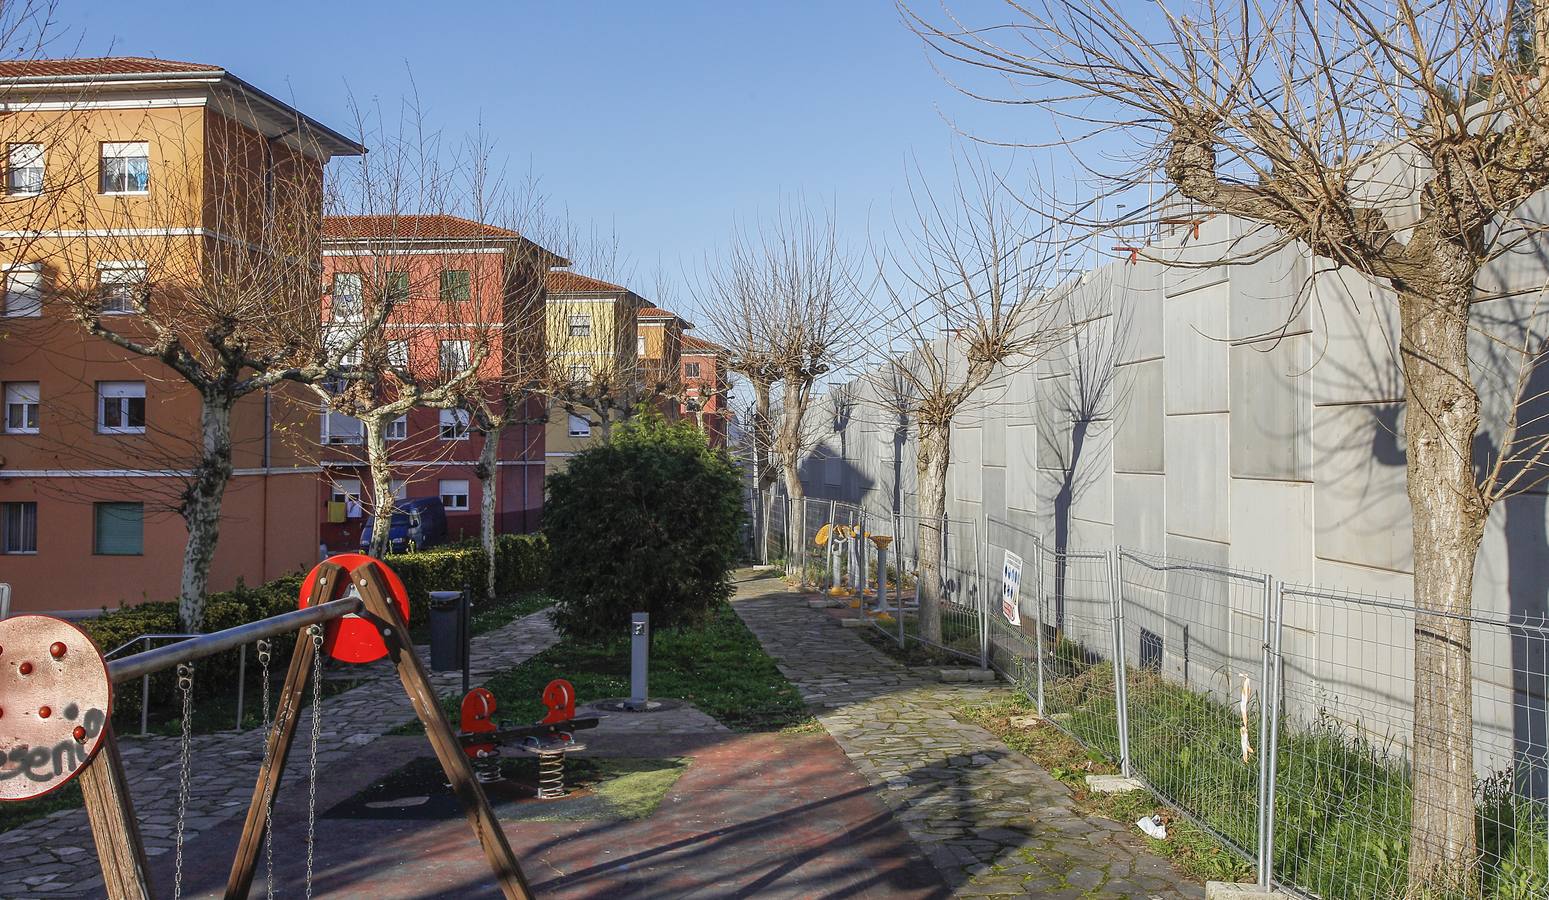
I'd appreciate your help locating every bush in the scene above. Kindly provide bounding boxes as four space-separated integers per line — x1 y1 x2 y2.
545 413 745 641
385 533 548 623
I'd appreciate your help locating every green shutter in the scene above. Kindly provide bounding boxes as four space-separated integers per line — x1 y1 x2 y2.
94 502 143 555
440 270 470 301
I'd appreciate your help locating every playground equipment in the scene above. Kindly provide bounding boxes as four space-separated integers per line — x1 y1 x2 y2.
459 680 600 798
815 521 863 599
0 553 538 900
869 533 895 613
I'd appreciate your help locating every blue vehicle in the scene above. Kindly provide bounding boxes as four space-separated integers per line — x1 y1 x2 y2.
360 496 449 554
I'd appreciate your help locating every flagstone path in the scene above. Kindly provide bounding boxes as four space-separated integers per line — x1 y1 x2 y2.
731 574 1205 899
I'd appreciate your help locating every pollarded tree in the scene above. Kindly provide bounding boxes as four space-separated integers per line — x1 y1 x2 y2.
870 156 1068 645
907 0 1549 891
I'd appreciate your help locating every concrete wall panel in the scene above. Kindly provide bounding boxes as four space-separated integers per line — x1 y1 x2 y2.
1164 413 1229 542
1164 281 1230 415
1230 333 1313 481
1312 402 1411 573
1114 358 1165 474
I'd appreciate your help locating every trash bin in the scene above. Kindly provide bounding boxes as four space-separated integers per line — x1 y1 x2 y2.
428 590 465 672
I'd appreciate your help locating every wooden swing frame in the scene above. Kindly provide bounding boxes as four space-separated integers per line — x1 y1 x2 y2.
77 560 533 900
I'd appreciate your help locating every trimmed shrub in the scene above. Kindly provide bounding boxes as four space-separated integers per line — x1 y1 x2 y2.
545 413 745 640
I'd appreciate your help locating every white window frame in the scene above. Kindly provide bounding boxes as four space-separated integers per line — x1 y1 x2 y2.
567 363 591 383
390 478 408 500
100 141 149 195
568 314 592 337
97 381 145 434
439 339 471 377
439 478 470 511
387 339 410 368
439 407 470 440
329 477 363 518
3 381 39 434
637 335 646 356
684 361 702 379
385 413 408 441
97 262 146 315
321 402 363 445
3 262 43 317
331 272 364 322
7 142 42 195
567 413 591 438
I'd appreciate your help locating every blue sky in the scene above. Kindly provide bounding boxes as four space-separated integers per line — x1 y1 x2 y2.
74 1 1031 312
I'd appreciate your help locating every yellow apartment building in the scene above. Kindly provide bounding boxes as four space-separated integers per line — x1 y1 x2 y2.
541 269 644 474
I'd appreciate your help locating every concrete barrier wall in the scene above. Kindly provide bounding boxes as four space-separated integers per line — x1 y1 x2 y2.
787 207 1549 780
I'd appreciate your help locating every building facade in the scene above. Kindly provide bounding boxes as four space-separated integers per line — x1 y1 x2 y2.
680 334 729 448
542 270 643 474
317 215 555 548
0 58 360 614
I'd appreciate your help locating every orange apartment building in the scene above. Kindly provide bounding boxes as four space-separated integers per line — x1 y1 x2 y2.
317 215 557 548
0 58 362 615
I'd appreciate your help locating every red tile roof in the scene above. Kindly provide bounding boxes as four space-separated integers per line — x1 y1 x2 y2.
323 214 528 242
547 270 626 293
638 306 679 319
682 334 726 354
0 57 223 78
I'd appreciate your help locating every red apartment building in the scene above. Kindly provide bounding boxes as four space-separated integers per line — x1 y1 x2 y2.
681 334 729 448
317 215 557 550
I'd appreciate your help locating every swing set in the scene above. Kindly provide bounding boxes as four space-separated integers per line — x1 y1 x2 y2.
0 553 536 899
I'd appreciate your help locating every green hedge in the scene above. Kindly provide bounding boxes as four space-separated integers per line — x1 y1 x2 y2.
78 535 548 724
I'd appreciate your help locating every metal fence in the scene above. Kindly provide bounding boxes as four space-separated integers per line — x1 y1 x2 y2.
966 526 1549 899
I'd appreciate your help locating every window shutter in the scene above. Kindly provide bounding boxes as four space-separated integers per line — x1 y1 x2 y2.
94 502 143 555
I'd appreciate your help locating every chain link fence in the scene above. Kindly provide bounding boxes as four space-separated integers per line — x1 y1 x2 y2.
968 529 1549 899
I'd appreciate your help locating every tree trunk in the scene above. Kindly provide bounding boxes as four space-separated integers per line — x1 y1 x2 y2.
915 420 950 646
782 463 806 583
751 378 776 564
364 417 397 558
476 423 500 600
177 396 235 631
1398 280 1487 898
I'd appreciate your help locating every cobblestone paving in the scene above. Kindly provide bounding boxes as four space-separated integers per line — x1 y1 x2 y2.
732 575 1205 899
0 608 559 898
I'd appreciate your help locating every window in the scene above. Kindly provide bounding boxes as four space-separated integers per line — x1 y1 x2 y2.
1 501 36 554
4 382 38 433
568 314 591 337
386 271 409 302
386 414 408 441
322 404 363 444
567 364 591 383
98 381 145 434
93 502 143 555
439 340 470 377
7 143 42 194
439 269 471 302
100 142 149 194
684 362 702 378
637 335 645 356
4 263 42 317
567 414 591 438
388 340 410 368
98 264 146 315
331 273 363 321
329 478 363 518
439 479 470 510
439 407 470 440
390 478 408 500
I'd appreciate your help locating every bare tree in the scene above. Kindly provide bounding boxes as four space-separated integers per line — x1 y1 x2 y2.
699 204 865 581
870 158 1067 644
53 101 362 630
907 0 1549 889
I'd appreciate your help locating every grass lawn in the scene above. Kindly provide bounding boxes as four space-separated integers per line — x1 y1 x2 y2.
400 602 812 734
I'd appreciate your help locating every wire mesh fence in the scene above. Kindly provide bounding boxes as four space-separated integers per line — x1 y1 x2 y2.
889 514 986 663
960 529 1549 898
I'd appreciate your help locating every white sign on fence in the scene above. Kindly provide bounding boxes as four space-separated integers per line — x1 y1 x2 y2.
1001 550 1022 626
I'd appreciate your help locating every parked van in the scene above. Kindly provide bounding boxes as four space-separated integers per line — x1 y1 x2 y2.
360 497 449 554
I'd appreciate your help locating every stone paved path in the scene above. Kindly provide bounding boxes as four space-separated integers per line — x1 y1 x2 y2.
0 608 560 898
731 574 1205 899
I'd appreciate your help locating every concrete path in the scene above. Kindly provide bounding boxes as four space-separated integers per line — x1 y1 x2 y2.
731 574 1205 899
0 608 560 898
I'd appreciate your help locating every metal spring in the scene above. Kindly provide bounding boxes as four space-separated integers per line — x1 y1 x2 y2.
535 749 566 799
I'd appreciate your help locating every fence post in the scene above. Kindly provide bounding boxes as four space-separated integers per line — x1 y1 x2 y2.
895 512 906 647
978 520 989 670
1032 534 1046 716
1109 548 1131 778
1259 578 1286 891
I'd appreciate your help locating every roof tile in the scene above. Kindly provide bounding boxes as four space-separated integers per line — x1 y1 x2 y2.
0 57 223 78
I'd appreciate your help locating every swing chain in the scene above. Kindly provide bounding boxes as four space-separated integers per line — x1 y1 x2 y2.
172 662 195 900
256 638 275 900
304 624 324 898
